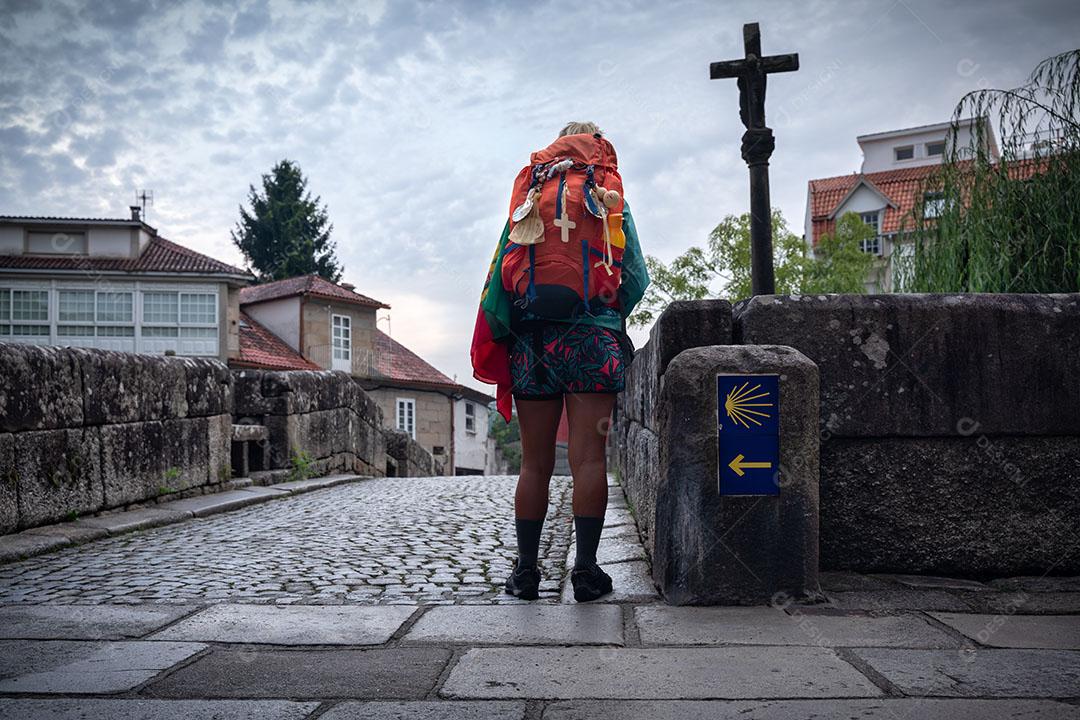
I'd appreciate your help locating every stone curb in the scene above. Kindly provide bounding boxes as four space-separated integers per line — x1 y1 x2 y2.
0 473 371 565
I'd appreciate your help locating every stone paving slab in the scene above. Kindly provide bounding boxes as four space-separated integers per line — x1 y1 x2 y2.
635 606 958 648
541 698 1080 719
440 646 882 699
873 574 992 592
0 603 196 640
603 509 635 528
826 589 973 612
320 700 527 719
150 604 416 645
75 508 193 535
559 561 659 604
961 591 1080 615
0 698 320 719
145 647 452 699
0 639 206 694
851 647 1080 698
403 605 623 645
929 613 1080 650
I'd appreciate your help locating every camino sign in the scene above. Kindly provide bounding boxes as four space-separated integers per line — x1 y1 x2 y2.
717 374 780 495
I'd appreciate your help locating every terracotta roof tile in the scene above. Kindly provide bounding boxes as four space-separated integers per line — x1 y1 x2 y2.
232 312 320 371
0 235 251 277
807 158 1044 244
239 274 390 309
373 329 457 389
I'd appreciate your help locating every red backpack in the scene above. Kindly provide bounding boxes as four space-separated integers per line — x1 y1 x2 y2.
500 133 627 320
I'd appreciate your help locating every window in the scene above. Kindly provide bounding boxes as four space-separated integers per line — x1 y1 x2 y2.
924 191 946 218
0 289 49 338
27 231 87 255
859 211 882 255
894 145 914 161
433 446 444 456
926 140 946 157
465 402 476 433
331 314 351 371
396 398 416 439
141 290 218 354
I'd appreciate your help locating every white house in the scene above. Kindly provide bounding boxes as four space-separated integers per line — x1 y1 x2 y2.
0 208 252 360
453 387 498 475
804 117 1000 292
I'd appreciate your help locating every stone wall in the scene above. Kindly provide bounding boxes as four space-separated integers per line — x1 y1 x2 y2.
383 428 437 477
613 293 1080 579
0 343 232 534
232 368 407 478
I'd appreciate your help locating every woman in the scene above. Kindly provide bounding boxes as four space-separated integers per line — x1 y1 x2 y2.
470 121 650 602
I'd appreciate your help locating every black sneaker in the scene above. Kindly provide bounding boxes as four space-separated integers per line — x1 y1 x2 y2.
571 563 613 602
504 558 541 600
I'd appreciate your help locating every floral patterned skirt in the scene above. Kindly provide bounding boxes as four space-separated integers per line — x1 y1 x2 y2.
509 321 627 400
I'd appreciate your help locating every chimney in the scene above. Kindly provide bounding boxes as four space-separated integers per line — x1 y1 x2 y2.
340 282 356 292
130 206 141 222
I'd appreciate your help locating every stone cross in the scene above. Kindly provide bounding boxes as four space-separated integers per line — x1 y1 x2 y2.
710 23 798 296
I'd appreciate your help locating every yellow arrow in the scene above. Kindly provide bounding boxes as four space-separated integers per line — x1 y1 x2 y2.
728 453 773 477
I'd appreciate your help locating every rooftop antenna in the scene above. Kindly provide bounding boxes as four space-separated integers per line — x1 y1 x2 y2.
136 189 154 223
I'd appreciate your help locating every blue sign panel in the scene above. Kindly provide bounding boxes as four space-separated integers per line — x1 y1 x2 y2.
717 374 780 496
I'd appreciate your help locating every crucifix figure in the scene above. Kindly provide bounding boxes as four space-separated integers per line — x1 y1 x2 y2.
710 23 798 296
553 187 576 243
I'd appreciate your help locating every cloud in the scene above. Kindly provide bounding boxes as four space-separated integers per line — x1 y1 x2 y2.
1 0 1078 391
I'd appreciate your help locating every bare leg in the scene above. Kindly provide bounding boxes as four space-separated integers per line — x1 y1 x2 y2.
565 393 616 517
514 397 563 520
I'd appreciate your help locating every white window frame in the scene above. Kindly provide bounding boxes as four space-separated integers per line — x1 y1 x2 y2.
396 397 416 439
0 287 50 341
925 140 946 157
0 281 219 356
331 313 352 371
894 144 915 162
859 211 882 255
140 289 219 355
464 401 476 434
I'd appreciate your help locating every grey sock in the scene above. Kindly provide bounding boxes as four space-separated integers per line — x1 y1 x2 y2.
515 518 544 569
573 515 605 569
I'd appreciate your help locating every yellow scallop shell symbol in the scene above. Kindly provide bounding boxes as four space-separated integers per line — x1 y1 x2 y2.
724 382 773 429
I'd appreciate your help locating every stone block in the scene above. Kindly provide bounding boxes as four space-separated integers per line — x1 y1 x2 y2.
208 414 233 483
656 345 819 604
820 436 1080 576
0 699 320 720
734 293 1080 437
263 414 299 469
0 604 196 640
75 348 188 424
0 343 83 432
929 613 1080 650
623 300 732 433
184 357 232 417
320 701 526 720
404 606 623 645
634 606 957 647
145 647 452 699
0 433 15 534
851 647 1080 698
0 639 205 694
151 604 415 645
440 647 879 700
15 427 103 528
100 419 211 507
619 421 658 557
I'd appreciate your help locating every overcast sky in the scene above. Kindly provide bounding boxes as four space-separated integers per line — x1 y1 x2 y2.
1 0 1077 392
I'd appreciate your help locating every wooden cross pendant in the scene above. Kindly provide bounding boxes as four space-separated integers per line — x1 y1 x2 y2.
553 188 576 243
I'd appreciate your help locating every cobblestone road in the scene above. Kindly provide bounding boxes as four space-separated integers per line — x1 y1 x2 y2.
0 476 578 605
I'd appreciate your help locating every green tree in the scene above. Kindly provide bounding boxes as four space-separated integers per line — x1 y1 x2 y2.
802 213 876 294
232 159 343 282
898 49 1080 292
488 408 521 472
629 208 871 327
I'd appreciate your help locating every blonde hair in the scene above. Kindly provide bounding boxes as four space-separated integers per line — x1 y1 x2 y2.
558 121 602 138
